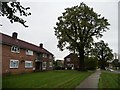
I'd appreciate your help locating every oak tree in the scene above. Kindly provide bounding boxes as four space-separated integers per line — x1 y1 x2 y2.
112 59 119 69
54 2 110 71
93 40 113 70
0 0 31 27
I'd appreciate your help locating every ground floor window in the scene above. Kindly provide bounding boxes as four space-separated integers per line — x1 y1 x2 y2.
25 61 33 68
42 62 46 70
10 59 19 68
67 63 74 70
42 62 46 67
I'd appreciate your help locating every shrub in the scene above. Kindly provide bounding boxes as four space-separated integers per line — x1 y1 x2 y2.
85 57 98 70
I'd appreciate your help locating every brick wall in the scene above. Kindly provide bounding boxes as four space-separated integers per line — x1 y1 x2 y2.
2 44 53 75
42 58 53 70
64 54 79 69
2 44 36 75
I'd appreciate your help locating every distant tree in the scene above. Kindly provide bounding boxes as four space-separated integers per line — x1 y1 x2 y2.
85 56 98 70
119 62 120 69
112 59 119 68
0 0 31 27
54 2 110 71
93 40 113 70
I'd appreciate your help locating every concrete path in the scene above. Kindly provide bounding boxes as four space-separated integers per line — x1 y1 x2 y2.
75 69 101 89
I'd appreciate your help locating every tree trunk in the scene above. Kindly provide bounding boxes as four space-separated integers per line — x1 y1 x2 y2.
78 48 86 71
100 50 106 70
100 60 106 70
100 66 105 70
100 65 105 70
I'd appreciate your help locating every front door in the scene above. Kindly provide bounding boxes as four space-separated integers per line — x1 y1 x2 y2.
35 62 42 71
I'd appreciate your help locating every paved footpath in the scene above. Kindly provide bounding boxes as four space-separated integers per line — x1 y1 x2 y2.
75 69 101 89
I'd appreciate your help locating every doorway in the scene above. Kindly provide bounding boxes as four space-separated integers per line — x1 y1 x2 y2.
35 62 42 71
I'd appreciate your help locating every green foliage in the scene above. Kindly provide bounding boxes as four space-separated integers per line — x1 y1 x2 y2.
119 62 120 69
54 2 110 52
53 60 65 70
92 40 113 69
0 1 31 27
54 2 110 70
85 57 98 70
112 59 119 67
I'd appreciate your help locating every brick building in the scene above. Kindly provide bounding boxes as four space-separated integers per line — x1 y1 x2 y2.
1 32 54 75
64 53 79 70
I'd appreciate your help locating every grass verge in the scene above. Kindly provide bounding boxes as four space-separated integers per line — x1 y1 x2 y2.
98 70 120 89
3 70 93 88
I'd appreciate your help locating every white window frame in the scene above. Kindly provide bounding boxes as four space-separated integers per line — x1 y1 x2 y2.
49 55 52 59
25 61 33 68
43 54 47 58
11 46 20 53
26 50 33 56
10 59 19 68
42 62 46 70
42 62 46 67
67 64 70 67
66 58 70 62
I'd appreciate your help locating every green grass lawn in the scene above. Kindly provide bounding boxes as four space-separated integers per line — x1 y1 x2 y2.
98 71 120 89
3 70 93 88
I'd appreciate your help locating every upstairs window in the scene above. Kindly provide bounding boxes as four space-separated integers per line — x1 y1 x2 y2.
49 55 52 59
43 54 47 58
66 58 70 62
26 50 33 56
25 61 33 68
11 46 20 53
10 59 19 68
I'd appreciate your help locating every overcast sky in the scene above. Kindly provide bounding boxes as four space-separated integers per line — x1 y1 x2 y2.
0 0 119 60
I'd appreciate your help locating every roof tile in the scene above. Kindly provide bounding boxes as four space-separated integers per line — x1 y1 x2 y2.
1 33 53 55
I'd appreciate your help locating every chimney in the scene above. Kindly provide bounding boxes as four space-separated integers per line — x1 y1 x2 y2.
39 43 43 48
12 32 18 39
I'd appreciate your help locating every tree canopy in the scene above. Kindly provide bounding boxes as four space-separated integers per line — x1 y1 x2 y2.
0 0 31 27
54 2 110 71
92 40 113 69
85 56 98 70
112 59 119 68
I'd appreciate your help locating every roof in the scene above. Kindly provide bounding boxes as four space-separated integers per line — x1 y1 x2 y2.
0 33 53 55
64 53 77 59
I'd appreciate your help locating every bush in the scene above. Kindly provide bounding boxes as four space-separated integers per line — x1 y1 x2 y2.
67 67 72 70
85 57 98 70
54 66 65 70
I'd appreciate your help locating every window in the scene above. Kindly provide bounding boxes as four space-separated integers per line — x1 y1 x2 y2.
42 62 46 70
25 61 33 68
49 62 52 67
49 55 52 59
10 59 19 68
26 50 33 55
42 62 46 67
11 46 20 53
66 58 70 62
43 54 47 58
67 64 70 67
